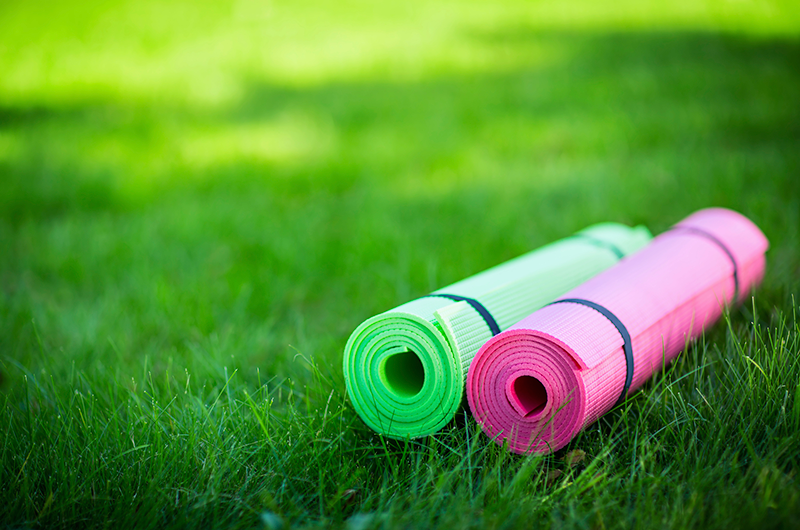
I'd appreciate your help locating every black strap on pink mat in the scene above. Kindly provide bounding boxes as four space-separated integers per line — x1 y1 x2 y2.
549 298 634 408
669 225 739 303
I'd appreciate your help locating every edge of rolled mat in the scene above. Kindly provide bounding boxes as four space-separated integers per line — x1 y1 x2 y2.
343 309 463 437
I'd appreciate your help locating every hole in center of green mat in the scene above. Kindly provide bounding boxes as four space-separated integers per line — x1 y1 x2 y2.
513 376 547 417
383 351 425 397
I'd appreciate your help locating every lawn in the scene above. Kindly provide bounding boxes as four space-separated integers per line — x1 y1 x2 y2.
1 0 800 528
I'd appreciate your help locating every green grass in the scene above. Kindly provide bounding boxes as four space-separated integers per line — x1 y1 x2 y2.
1 0 800 528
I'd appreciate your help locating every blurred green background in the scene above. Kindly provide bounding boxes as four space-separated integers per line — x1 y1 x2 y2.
2 0 798 378
1 0 799 527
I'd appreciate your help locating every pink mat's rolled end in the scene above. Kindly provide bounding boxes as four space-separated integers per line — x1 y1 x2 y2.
468 208 769 455
467 329 588 454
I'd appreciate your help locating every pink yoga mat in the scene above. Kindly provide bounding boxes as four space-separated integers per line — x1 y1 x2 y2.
466 208 768 454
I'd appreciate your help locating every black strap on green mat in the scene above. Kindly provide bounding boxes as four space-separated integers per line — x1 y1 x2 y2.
423 294 501 336
422 234 628 339
570 234 626 260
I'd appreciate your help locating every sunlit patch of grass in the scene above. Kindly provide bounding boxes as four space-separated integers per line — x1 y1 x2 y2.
176 110 338 170
2 0 799 105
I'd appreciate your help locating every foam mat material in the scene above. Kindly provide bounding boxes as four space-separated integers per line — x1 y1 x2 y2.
466 208 768 454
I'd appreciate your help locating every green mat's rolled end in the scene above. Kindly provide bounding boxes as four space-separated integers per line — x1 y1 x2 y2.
343 311 463 439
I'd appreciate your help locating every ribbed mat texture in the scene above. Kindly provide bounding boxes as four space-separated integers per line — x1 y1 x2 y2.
343 223 652 438
466 208 769 454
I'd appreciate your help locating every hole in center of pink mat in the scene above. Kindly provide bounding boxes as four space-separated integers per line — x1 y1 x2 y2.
512 376 548 417
383 350 425 397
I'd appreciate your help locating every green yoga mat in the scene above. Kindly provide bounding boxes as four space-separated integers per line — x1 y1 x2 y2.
343 223 652 439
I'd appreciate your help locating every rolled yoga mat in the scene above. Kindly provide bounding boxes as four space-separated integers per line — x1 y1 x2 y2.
343 223 652 439
466 207 769 454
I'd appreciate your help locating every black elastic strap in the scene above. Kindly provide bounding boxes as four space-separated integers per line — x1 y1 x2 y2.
423 294 501 336
669 226 739 303
570 234 625 260
549 298 633 408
